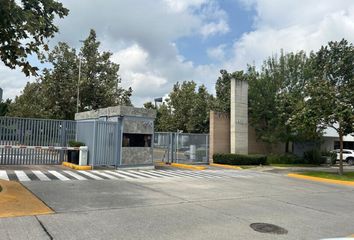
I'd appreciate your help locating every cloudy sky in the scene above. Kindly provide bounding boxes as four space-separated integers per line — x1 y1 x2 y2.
1 0 354 106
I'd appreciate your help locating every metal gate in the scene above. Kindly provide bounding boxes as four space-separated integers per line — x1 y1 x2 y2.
153 132 209 164
76 120 121 167
0 117 76 164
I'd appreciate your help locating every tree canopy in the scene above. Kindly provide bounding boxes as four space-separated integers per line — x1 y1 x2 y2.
8 29 132 119
0 0 68 76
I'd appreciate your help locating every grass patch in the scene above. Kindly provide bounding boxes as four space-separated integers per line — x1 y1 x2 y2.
300 171 354 182
270 164 320 167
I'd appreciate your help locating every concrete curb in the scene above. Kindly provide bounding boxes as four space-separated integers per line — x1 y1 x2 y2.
62 161 92 170
0 180 53 218
287 173 354 187
155 162 206 170
209 163 242 170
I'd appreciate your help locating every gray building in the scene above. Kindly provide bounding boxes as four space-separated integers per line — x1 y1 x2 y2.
75 106 156 168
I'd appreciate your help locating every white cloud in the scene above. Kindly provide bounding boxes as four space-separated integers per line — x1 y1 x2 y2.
200 20 230 37
226 0 354 70
207 44 226 61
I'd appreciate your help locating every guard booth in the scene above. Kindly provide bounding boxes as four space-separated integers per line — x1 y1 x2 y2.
75 106 156 168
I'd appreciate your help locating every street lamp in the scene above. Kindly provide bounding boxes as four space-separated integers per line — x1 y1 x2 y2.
76 40 84 113
154 97 163 108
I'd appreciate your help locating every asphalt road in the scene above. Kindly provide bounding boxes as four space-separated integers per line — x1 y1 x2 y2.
1 169 354 240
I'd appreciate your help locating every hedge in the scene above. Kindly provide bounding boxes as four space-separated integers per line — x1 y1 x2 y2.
267 154 303 164
213 153 267 165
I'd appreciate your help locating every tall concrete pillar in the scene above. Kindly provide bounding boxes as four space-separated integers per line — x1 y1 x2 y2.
230 78 248 154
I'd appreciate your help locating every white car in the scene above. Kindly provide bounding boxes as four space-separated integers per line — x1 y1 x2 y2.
333 149 354 165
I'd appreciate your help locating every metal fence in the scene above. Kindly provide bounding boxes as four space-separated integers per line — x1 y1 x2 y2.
76 120 121 167
153 132 209 163
0 117 76 164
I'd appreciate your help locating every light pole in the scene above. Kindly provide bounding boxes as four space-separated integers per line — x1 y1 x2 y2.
76 40 84 113
76 54 82 113
154 97 163 108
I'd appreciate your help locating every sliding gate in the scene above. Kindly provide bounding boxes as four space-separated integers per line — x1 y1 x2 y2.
0 117 76 164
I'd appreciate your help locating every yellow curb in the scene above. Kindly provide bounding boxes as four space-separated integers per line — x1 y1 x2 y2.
154 161 206 170
0 180 53 218
287 173 354 187
62 161 92 170
209 163 242 170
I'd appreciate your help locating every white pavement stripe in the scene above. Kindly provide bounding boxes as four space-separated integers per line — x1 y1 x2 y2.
169 170 205 178
48 170 70 181
0 170 9 181
92 171 119 179
127 170 163 178
32 170 50 181
64 171 87 180
115 170 145 179
15 170 31 181
157 170 196 178
78 171 104 180
104 171 131 179
138 170 172 178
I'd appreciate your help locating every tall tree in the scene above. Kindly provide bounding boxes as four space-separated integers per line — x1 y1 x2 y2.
0 99 12 116
79 30 132 111
293 39 354 174
8 82 48 118
144 81 213 133
0 0 68 76
214 69 245 113
9 29 133 119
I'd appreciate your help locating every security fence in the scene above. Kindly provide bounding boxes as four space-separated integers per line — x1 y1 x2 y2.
153 132 209 164
0 117 76 164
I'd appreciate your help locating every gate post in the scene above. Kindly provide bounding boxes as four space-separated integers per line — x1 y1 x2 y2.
59 121 67 161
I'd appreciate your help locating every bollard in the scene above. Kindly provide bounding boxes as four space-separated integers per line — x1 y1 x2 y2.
79 146 88 166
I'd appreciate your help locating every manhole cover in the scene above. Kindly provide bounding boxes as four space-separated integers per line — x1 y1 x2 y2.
250 223 288 235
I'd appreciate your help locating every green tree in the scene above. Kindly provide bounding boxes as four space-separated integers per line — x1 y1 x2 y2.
248 51 317 152
79 29 132 111
144 81 213 133
0 99 12 116
0 0 68 76
9 30 133 119
214 69 245 113
293 39 354 174
187 85 214 133
8 81 48 118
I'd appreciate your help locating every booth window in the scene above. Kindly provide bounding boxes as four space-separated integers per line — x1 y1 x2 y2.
123 133 152 147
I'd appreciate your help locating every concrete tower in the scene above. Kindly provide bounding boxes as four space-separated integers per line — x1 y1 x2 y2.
230 78 248 154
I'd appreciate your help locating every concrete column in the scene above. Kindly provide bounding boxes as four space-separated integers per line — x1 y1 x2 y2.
230 78 248 154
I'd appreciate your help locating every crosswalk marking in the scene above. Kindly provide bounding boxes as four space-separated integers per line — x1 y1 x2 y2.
92 171 119 179
0 170 9 180
104 170 129 179
15 170 31 181
0 169 265 182
63 171 87 180
115 170 145 179
48 170 70 181
32 170 50 181
78 170 104 180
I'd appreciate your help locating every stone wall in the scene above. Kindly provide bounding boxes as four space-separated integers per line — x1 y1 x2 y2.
209 111 230 163
121 147 153 165
209 111 286 161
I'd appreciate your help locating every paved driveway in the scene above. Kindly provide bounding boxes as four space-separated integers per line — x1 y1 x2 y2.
1 169 354 240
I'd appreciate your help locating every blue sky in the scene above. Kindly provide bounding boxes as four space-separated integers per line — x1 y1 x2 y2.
1 0 354 106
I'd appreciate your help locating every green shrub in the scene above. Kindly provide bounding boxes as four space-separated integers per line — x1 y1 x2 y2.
213 153 267 165
303 149 325 164
321 150 337 165
68 140 85 147
267 154 304 164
